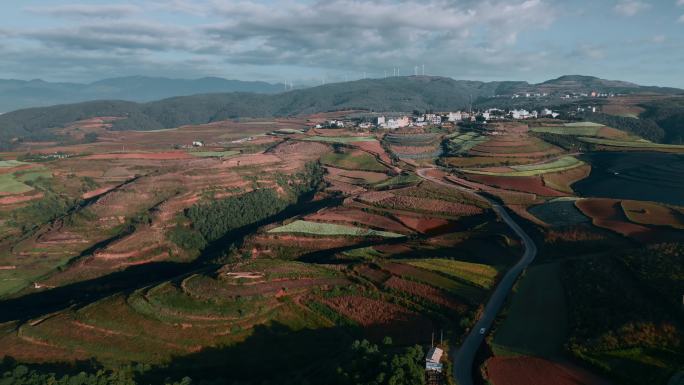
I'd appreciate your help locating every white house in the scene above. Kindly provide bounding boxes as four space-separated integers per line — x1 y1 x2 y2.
376 116 386 126
425 347 444 373
447 112 463 122
192 141 204 147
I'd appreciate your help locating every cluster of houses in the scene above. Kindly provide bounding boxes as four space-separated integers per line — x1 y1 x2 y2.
561 91 616 99
316 107 564 130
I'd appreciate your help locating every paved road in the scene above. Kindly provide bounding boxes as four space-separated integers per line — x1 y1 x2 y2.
416 168 538 385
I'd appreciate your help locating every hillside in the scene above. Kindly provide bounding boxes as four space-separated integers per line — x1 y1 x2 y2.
0 75 682 148
0 76 286 113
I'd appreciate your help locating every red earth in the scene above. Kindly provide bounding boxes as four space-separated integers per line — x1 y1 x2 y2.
468 175 565 197
485 356 611 385
83 152 194 160
575 199 654 242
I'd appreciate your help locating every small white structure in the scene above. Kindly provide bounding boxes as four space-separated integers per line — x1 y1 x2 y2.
192 141 204 147
425 347 444 373
376 116 386 126
447 112 463 122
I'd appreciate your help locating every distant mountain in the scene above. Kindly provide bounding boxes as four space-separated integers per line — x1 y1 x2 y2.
510 75 683 96
0 75 682 148
0 76 287 112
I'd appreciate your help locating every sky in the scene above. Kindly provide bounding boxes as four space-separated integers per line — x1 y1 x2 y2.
0 0 683 87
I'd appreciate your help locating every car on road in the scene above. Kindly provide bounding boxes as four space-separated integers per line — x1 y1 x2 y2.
479 328 486 335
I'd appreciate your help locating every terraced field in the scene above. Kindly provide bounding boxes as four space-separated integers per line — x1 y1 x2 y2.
268 220 405 238
404 259 500 289
385 133 443 160
462 156 585 177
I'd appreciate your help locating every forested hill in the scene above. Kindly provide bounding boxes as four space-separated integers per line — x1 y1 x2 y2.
0 76 503 144
0 76 286 113
0 75 682 147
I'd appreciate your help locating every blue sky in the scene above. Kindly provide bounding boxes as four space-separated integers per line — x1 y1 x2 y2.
0 0 683 87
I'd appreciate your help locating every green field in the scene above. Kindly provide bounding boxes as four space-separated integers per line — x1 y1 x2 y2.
0 173 34 194
269 220 404 238
531 126 602 136
321 151 387 172
303 136 376 144
188 150 240 158
463 156 584 176
0 160 29 168
374 173 421 189
492 262 567 357
445 132 488 155
0 167 54 194
404 259 500 289
564 122 605 128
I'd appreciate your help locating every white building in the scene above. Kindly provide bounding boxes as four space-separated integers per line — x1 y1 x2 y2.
425 347 444 373
447 112 463 122
541 108 560 118
510 109 537 120
192 141 204 147
376 116 386 126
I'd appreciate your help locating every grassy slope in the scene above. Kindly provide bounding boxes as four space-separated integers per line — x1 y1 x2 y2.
269 220 404 238
321 151 387 172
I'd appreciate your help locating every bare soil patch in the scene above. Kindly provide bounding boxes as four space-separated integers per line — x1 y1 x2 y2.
485 356 611 385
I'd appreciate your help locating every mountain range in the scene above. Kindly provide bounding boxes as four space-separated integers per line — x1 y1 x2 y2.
0 75 681 148
0 76 287 113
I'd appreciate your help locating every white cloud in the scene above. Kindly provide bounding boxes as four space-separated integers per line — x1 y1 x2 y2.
652 35 666 43
678 0 684 6
614 0 651 16
679 14 684 22
6 0 560 82
25 4 141 19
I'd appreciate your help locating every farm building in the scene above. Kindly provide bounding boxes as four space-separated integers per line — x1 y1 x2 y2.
425 347 444 372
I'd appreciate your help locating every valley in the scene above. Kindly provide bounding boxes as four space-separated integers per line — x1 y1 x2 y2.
0 99 683 385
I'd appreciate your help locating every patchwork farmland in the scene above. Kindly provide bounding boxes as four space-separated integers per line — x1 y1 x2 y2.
0 110 682 385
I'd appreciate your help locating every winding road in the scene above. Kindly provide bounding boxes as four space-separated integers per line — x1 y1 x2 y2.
416 168 538 385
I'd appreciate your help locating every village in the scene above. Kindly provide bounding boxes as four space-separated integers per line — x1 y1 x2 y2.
317 106 569 131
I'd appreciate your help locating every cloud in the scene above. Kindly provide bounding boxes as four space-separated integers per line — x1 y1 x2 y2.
679 14 684 22
678 0 684 6
203 0 555 69
26 21 197 52
614 0 651 16
652 35 666 43
5 0 559 83
25 3 141 19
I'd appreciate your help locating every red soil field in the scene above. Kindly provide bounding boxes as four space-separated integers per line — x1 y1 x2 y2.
323 296 431 331
394 215 451 234
468 175 565 197
384 276 465 311
576 199 653 242
81 184 120 200
0 192 44 205
542 165 592 194
485 356 611 385
83 152 194 160
305 207 411 234
325 180 366 195
357 192 483 217
325 167 389 184
352 141 394 165
223 153 281 167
